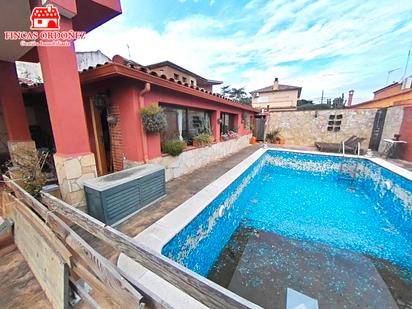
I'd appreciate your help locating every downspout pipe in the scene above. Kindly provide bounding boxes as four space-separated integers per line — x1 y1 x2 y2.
139 82 151 163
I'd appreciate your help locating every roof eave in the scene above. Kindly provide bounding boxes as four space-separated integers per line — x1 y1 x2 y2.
80 63 258 113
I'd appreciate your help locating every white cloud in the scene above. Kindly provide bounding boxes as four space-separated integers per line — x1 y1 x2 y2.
75 0 412 102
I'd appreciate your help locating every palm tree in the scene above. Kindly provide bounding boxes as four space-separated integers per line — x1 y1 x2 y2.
220 85 231 98
229 87 247 100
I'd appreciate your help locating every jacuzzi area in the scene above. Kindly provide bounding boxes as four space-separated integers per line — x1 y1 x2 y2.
118 148 412 309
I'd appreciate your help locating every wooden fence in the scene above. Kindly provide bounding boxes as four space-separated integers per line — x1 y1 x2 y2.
2 175 259 309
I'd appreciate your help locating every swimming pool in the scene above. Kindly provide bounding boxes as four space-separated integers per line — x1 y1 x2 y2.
120 149 412 308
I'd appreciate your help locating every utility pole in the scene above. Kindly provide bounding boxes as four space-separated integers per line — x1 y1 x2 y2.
320 90 324 104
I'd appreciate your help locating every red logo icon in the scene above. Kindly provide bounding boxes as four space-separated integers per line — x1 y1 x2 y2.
30 5 60 30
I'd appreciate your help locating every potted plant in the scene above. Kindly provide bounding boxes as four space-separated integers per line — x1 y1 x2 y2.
140 104 167 133
265 129 280 144
193 133 214 147
221 134 229 141
228 130 239 139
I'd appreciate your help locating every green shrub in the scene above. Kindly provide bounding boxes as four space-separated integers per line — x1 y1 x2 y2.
140 104 167 133
161 140 185 156
266 129 280 143
193 133 214 146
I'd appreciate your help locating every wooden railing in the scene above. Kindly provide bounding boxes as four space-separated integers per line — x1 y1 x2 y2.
3 175 260 309
3 175 143 309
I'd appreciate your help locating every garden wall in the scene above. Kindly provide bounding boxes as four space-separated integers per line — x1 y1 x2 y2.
267 109 377 148
149 134 252 181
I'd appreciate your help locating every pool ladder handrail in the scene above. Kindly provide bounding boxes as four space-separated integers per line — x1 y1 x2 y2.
338 142 361 184
342 141 362 157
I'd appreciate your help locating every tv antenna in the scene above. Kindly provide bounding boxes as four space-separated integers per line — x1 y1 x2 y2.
126 43 131 59
386 68 401 85
401 40 412 80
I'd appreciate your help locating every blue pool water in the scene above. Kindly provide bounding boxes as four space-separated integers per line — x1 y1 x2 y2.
162 150 412 307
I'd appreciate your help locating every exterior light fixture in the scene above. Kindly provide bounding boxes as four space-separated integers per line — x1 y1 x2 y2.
107 115 118 126
93 92 110 111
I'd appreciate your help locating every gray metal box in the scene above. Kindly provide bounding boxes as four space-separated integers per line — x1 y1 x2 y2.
84 164 166 225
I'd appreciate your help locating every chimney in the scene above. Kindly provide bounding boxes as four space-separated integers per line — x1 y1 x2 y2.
347 90 354 107
273 77 279 90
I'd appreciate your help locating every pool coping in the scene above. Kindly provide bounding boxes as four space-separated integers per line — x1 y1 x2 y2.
117 147 412 308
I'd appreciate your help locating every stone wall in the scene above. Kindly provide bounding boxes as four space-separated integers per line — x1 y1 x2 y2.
150 134 252 181
378 106 404 152
267 109 377 148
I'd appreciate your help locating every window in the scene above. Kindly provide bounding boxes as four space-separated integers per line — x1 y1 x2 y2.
174 73 179 81
190 80 195 86
160 104 212 144
182 77 187 83
220 112 236 135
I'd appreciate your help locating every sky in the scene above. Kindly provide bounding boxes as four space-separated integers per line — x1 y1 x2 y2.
75 0 412 104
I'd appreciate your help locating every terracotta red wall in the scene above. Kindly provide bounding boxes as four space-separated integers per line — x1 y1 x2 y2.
143 84 253 160
82 79 254 168
400 106 412 161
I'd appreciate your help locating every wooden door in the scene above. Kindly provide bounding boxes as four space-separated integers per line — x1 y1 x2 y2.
90 99 108 176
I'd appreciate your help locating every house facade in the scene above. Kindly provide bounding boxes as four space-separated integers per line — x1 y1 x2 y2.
350 76 412 109
1 50 257 205
80 55 256 176
250 78 302 111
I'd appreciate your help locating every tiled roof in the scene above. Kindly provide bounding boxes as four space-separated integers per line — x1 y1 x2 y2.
19 77 41 87
79 57 257 112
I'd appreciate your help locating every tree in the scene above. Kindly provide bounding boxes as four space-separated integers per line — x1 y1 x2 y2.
229 87 252 105
239 97 252 105
332 97 344 108
229 87 247 100
220 85 231 98
297 99 313 106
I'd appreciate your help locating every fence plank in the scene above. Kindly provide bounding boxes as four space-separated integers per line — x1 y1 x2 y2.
4 195 69 309
3 176 143 308
69 278 102 309
41 191 260 309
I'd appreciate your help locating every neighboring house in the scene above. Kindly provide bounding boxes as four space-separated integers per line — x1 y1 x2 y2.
350 76 412 109
16 50 112 85
76 50 111 71
146 60 222 92
250 78 302 111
